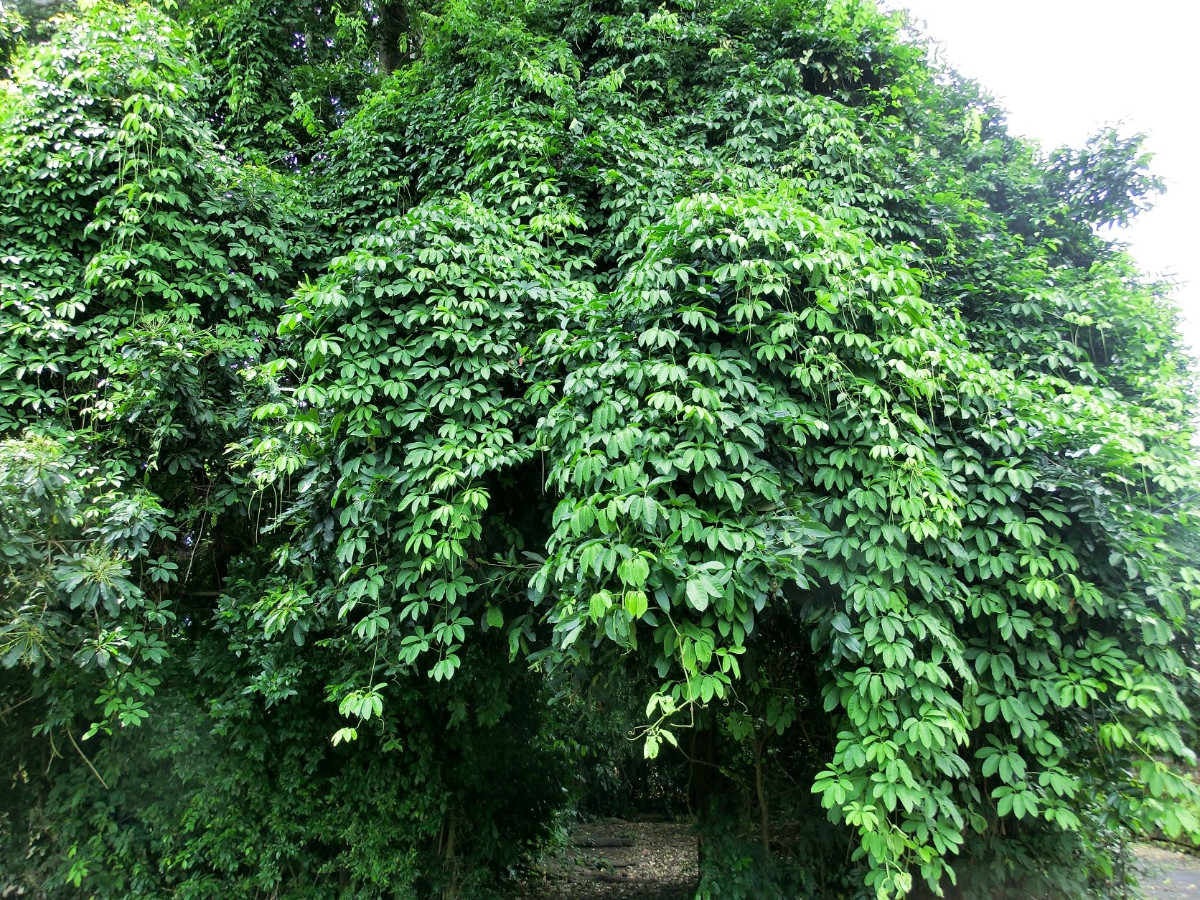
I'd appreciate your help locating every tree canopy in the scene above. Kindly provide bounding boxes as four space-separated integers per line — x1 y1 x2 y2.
2 0 1198 897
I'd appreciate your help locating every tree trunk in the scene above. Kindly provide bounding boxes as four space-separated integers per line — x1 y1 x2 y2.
752 735 770 855
689 718 741 867
377 0 408 74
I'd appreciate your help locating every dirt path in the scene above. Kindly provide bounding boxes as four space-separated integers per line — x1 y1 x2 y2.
520 825 1199 899
519 819 697 899
1136 844 1200 899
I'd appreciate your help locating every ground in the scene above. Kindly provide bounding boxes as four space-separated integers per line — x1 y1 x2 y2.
1136 844 1200 899
519 818 696 899
518 819 1200 899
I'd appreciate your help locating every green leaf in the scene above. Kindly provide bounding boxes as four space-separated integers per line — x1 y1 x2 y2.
618 555 650 588
624 590 649 619
686 574 719 612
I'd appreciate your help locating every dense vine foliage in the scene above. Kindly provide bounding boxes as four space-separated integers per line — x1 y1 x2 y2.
2 0 1198 897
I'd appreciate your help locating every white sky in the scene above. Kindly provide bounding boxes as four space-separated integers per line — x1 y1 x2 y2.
881 0 1200 355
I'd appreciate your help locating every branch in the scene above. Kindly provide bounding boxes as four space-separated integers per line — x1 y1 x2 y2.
0 693 35 719
1149 836 1200 855
66 727 109 790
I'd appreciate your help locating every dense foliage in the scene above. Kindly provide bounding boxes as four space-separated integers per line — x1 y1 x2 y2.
2 0 1198 897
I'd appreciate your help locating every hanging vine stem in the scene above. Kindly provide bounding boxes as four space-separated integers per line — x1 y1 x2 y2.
66 727 109 790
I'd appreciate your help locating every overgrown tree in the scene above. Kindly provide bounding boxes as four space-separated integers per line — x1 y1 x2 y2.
2 0 1198 897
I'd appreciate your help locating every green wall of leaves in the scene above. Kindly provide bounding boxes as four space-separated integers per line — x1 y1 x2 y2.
2 0 1198 897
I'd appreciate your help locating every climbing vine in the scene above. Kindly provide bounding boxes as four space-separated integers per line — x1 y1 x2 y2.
2 0 1197 897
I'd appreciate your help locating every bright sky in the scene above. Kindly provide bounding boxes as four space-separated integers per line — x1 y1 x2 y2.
881 0 1200 356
